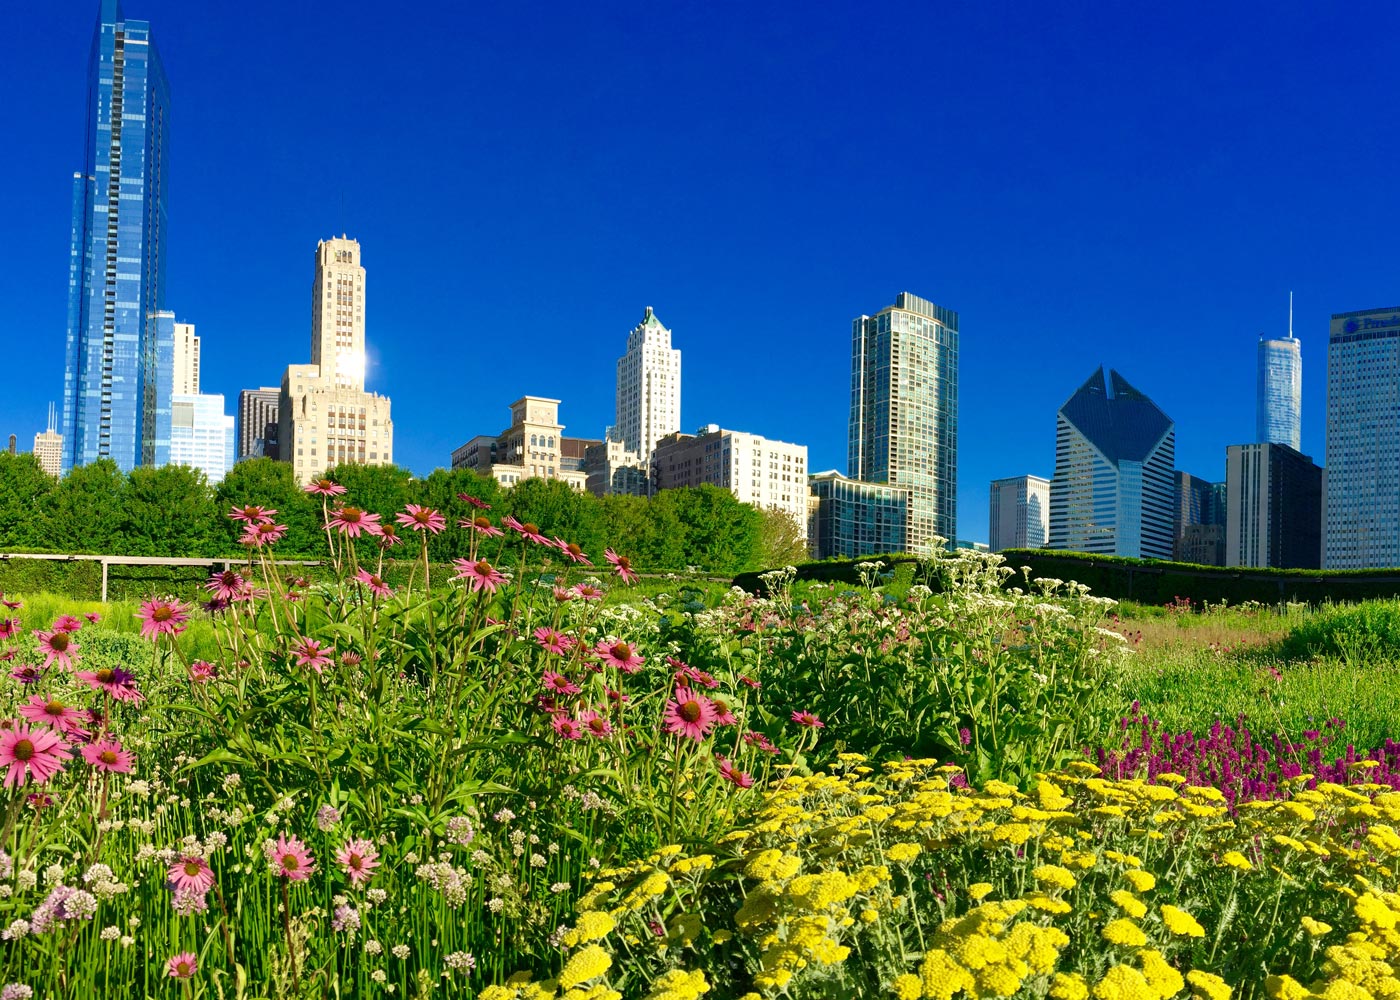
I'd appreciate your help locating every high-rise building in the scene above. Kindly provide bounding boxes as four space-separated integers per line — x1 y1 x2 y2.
849 292 958 553
33 404 64 478
1226 443 1322 569
62 0 171 475
652 426 809 541
173 321 199 395
237 388 280 461
612 307 680 465
279 237 394 485
170 393 235 484
1048 367 1175 559
1325 306 1400 568
808 471 908 559
1173 471 1226 564
1257 296 1301 450
584 439 649 497
988 475 1050 552
450 397 591 490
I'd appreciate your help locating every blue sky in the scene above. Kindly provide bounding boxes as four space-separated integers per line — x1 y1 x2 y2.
4 0 1399 542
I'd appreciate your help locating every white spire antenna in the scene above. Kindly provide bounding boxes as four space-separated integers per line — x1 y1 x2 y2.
1289 290 1294 339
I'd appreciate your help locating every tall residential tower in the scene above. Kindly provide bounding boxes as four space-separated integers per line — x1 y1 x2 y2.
1257 295 1301 450
62 0 171 474
613 306 680 464
848 292 958 553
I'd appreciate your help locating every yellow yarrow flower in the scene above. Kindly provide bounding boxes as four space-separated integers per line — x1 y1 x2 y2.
1186 970 1232 1000
1033 864 1078 891
1138 948 1184 998
744 850 801 881
1123 870 1156 893
1265 976 1312 1000
1051 972 1090 1000
1093 964 1157 1000
1221 851 1253 871
641 968 709 1000
921 948 975 1000
1161 904 1206 937
890 974 922 1000
1300 916 1332 937
968 882 995 900
558 945 612 990
1102 918 1149 948
1110 890 1148 919
886 842 922 864
562 911 616 947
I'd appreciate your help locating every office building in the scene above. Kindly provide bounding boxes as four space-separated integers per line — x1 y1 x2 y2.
988 475 1050 552
279 237 394 484
1173 471 1226 565
808 471 908 559
1048 367 1175 559
1257 299 1301 450
450 397 591 490
1325 306 1400 568
584 439 649 497
849 292 958 553
611 306 680 465
1226 443 1322 569
173 321 199 395
170 393 235 484
237 387 280 461
33 404 64 478
62 0 171 475
653 426 809 541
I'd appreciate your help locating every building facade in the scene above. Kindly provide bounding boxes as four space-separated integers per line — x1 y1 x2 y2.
652 426 809 541
1049 367 1175 559
1257 335 1301 451
279 238 393 484
173 321 199 395
1226 443 1322 569
62 0 171 475
1173 471 1226 565
450 397 591 490
584 439 649 497
1325 307 1400 568
849 292 958 553
808 471 908 559
170 393 235 484
237 387 280 461
612 306 680 465
33 403 64 478
988 475 1050 552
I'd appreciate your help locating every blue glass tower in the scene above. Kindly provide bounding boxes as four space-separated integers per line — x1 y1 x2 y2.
1256 337 1301 451
62 0 171 474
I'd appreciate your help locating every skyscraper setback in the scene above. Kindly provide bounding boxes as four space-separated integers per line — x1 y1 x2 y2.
62 0 171 474
848 292 958 553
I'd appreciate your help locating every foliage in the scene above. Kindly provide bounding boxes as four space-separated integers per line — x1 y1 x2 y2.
752 506 809 570
0 453 55 550
1276 599 1400 663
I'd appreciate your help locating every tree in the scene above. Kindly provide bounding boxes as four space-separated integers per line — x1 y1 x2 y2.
217 458 321 556
503 478 604 558
0 453 57 550
323 463 414 520
672 485 761 573
415 468 504 561
42 460 127 554
752 505 810 570
123 465 222 556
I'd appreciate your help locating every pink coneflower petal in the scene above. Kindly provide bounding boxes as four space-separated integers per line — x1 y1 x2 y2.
554 539 592 565
33 629 80 669
204 568 247 601
452 559 507 594
82 739 135 773
188 660 217 684
552 585 576 603
534 627 569 654
457 493 491 510
710 696 737 727
228 503 277 524
459 514 504 538
83 612 102 624
578 709 613 738
0 617 21 640
166 853 213 893
0 723 72 787
594 640 645 674
19 695 88 735
135 598 191 641
502 515 551 545
241 522 289 547
604 548 639 585
375 522 404 548
328 506 381 538
354 569 394 598
573 584 604 602
292 637 334 674
304 479 347 496
270 834 315 880
166 952 198 979
744 730 781 755
336 838 380 886
790 710 824 729
9 663 43 684
52 615 84 634
663 687 717 742
395 504 447 535
75 667 144 704
542 670 581 696
551 715 584 740
716 756 754 788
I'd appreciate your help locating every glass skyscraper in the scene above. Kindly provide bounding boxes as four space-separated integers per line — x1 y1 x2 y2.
62 0 171 474
848 292 958 553
1257 335 1301 451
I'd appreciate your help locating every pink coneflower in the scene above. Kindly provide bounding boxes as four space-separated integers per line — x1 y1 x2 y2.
594 640 645 674
791 710 824 729
82 739 134 773
0 724 71 787
204 568 247 601
228 503 277 524
552 585 576 602
240 522 289 547
52 615 84 634
202 596 230 614
542 670 581 696
304 478 347 497
739 675 762 690
534 627 569 654
292 637 334 674
460 514 504 538
458 492 491 510
552 714 584 740
396 504 446 535
33 630 79 669
554 539 592 565
355 569 394 599
19 695 88 735
9 663 42 684
374 522 403 548
136 598 190 641
573 584 604 602
0 618 20 640
668 658 719 689
340 651 362 667
167 854 214 893
453 559 507 593
663 687 717 742
271 834 315 880
578 709 613 738
188 660 217 684
336 838 380 886
604 548 639 585
744 730 780 755
84 612 102 624
710 696 738 727
0 649 16 661
502 515 551 545
75 666 143 704
166 952 198 979
716 756 755 789
0 593 21 609
328 506 381 537
605 688 630 707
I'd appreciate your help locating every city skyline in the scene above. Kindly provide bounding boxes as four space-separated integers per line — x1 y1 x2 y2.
6 3 1399 541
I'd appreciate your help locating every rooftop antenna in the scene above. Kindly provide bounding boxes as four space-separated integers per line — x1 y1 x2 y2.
1289 291 1294 339
47 402 56 433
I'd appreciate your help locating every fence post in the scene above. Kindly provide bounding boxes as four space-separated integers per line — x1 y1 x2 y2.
101 559 109 603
